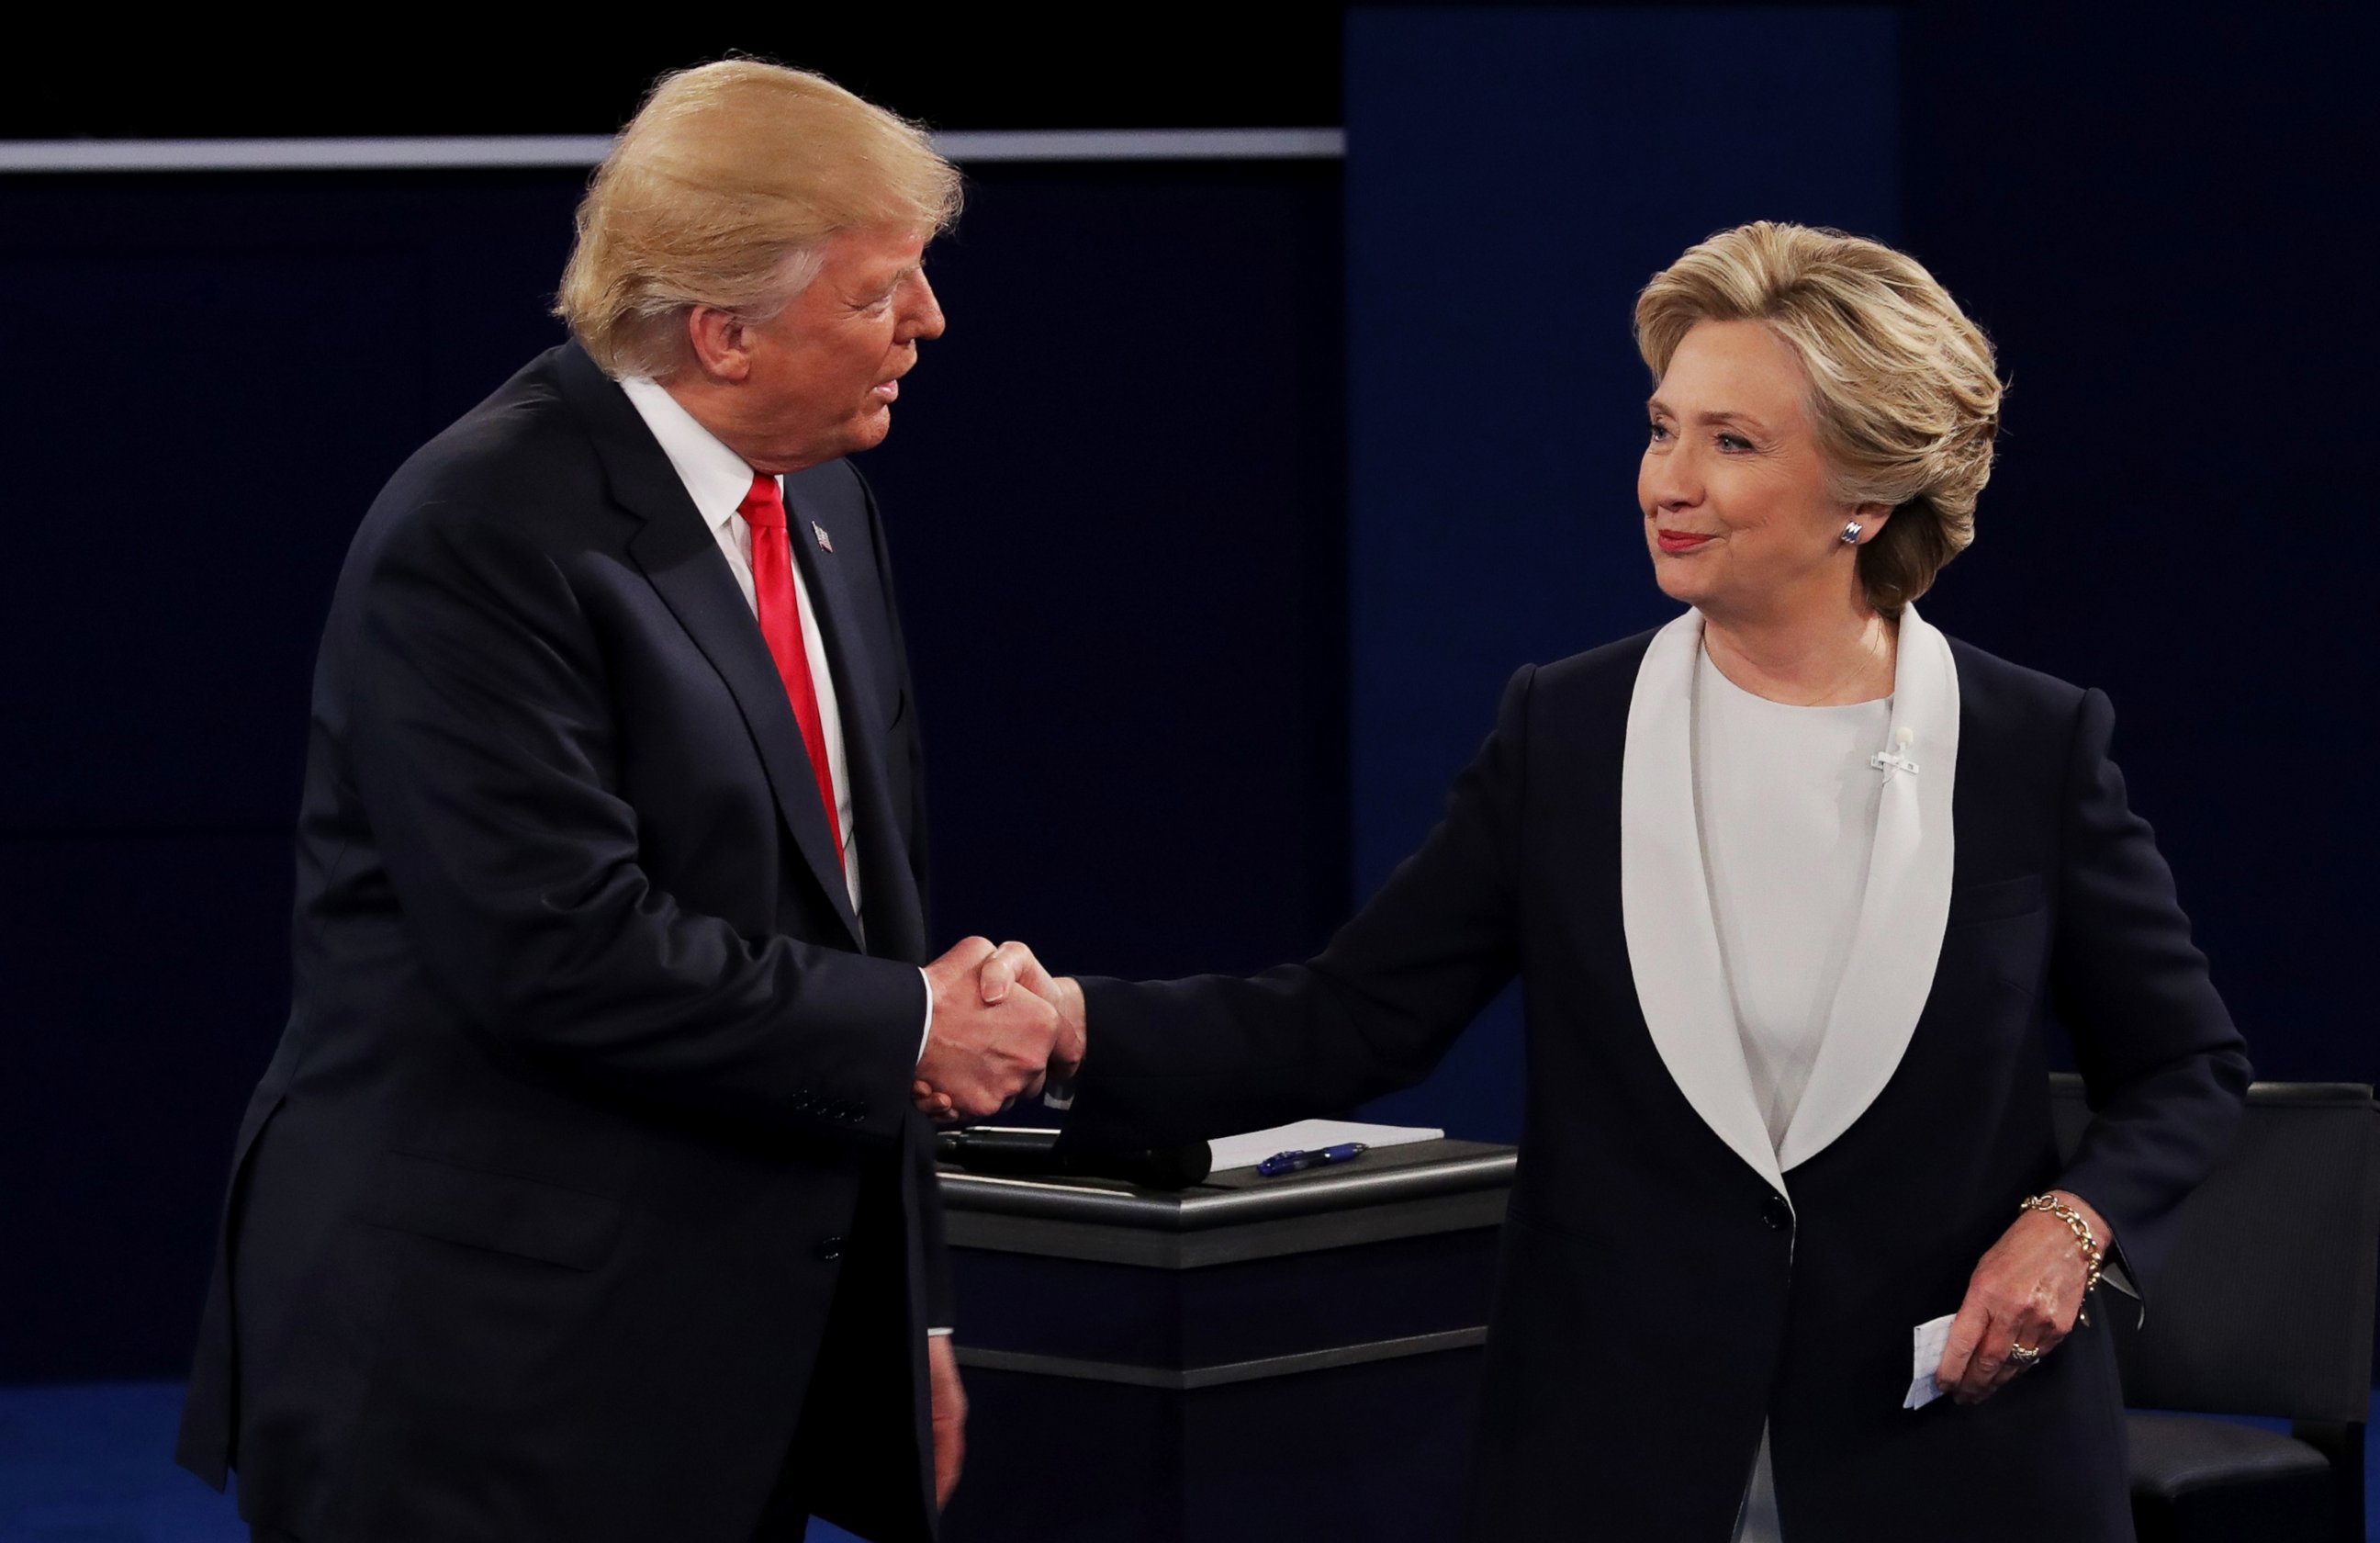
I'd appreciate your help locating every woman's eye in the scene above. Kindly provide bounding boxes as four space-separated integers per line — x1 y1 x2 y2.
1717 433 1752 452
1646 421 1671 443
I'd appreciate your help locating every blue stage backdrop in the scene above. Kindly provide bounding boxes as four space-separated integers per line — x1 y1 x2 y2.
1342 1 2378 1145
1894 6 2380 1090
1344 5 1902 1138
5 4 2376 1393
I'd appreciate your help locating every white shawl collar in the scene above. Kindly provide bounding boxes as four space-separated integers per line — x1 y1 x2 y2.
1619 605 1959 1197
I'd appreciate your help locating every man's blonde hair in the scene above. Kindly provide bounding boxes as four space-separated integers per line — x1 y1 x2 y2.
556 60 962 379
1633 222 2003 615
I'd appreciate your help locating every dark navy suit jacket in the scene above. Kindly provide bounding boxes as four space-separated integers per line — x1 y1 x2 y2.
1065 624 2250 1542
177 342 953 1543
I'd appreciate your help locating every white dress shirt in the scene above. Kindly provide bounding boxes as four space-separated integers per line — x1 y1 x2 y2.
619 376 863 918
617 376 937 1067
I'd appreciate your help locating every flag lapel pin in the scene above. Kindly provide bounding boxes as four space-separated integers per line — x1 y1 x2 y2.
811 521 835 554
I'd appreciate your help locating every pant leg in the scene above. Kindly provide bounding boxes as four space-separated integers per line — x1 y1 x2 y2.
1734 1424 1782 1543
769 1153 924 1543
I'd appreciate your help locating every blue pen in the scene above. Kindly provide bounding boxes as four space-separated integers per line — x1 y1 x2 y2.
1256 1141 1369 1177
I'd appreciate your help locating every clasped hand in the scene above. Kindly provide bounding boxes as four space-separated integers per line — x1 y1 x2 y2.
912 937 1085 1121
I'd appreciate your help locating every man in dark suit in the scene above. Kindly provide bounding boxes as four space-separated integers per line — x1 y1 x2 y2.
174 61 1057 1543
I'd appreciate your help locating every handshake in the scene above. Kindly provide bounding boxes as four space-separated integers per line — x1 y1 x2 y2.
912 937 1087 1122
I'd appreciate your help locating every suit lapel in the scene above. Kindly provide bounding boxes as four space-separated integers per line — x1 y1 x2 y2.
1620 604 1963 1188
1621 609 1788 1197
558 347 864 950
1777 604 1959 1170
780 470 923 962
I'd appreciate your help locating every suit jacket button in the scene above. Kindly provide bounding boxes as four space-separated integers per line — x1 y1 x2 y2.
1760 1196 1792 1230
816 1236 846 1261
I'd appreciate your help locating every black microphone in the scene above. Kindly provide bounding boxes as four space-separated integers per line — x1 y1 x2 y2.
935 1127 1212 1191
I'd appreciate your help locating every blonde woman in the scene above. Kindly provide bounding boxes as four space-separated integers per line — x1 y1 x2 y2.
971 222 2251 1540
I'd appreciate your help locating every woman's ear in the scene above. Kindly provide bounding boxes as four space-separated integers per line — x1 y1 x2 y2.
1849 501 1895 544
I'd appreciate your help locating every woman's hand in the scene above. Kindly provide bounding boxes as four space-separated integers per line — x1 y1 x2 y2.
1935 1190 2108 1404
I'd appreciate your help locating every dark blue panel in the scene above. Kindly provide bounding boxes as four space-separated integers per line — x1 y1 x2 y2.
860 163 1350 978
1344 6 1900 1137
0 173 586 832
1902 6 2380 1088
0 833 291 1381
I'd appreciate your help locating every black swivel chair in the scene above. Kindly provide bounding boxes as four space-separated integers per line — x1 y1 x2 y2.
2050 1075 2380 1543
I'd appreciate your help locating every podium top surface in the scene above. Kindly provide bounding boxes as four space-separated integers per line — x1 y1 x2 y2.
937 1136 1516 1233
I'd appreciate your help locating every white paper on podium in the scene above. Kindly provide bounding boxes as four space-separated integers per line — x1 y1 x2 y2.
1207 1119 1444 1174
1904 1313 1956 1409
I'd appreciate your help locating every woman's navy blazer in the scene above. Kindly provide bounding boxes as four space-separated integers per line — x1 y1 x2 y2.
1066 610 2250 1541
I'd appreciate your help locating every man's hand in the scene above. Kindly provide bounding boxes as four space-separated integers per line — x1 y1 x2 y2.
979 940 1086 1085
914 938 1061 1121
913 940 1085 1120
1935 1190 2110 1404
926 1334 965 1511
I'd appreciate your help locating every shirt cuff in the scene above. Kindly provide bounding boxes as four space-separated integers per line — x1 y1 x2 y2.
915 966 933 1068
926 1326 954 1337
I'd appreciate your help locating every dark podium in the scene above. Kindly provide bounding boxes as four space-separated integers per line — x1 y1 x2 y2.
933 1138 1515 1543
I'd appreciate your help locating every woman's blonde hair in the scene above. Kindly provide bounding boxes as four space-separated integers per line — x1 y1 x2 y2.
1633 221 2003 615
556 60 962 379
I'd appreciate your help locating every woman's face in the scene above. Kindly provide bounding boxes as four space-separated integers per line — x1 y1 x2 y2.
1638 319 1881 623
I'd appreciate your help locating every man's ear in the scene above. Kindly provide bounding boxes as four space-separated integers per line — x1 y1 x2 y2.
683 306 755 383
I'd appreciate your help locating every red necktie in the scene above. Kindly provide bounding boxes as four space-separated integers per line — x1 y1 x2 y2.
738 473 842 862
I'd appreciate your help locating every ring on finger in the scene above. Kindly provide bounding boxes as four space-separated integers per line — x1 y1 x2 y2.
2005 1341 2044 1368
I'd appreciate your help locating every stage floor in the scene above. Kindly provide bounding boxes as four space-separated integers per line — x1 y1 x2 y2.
2 1380 2373 1540
0 1380 865 1541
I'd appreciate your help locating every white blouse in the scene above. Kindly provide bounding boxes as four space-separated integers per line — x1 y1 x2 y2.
1692 648 1893 1154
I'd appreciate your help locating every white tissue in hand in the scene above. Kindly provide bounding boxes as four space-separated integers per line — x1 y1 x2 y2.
1905 1314 1955 1410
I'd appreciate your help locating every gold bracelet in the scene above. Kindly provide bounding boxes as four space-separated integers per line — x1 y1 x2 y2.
2019 1193 2105 1325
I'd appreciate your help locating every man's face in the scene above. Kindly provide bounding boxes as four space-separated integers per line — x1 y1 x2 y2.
734 223 945 470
